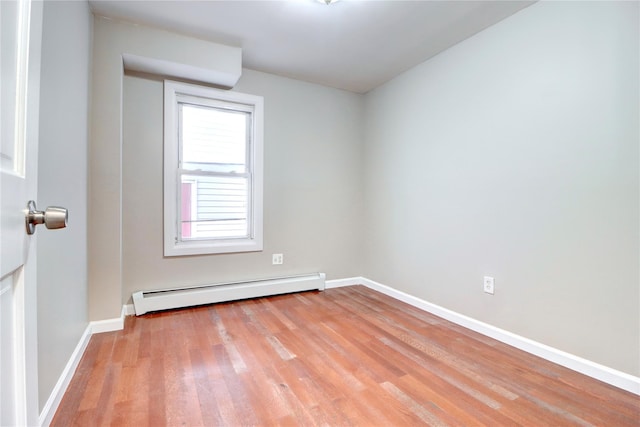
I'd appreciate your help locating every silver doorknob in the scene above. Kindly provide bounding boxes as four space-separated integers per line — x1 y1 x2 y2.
25 200 68 235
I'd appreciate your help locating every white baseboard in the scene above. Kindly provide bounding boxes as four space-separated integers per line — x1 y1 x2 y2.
123 304 135 316
89 317 123 334
89 305 127 334
38 324 92 427
326 277 362 289
355 276 640 396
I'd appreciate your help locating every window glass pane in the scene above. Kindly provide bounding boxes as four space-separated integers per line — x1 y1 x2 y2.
181 103 248 173
180 174 249 240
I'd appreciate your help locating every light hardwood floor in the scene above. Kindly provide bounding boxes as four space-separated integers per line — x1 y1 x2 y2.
52 285 639 426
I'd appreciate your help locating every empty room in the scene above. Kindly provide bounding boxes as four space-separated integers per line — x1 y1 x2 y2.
1 0 638 425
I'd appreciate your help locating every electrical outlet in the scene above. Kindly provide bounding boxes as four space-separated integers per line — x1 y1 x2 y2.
483 276 494 295
272 253 284 265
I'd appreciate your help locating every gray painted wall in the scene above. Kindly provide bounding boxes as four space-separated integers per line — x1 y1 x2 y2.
363 1 639 375
122 69 364 300
89 17 242 320
37 0 91 410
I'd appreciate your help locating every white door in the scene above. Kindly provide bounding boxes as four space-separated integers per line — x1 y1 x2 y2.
1 0 43 425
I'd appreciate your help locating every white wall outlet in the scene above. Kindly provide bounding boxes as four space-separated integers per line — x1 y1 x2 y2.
483 276 495 294
272 253 284 265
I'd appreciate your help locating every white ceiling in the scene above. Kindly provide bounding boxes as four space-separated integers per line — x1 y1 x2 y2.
89 0 534 93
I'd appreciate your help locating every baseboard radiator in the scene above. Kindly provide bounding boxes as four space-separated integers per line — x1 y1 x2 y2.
132 273 326 316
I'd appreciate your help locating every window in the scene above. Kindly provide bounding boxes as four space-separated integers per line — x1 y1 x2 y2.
164 80 263 256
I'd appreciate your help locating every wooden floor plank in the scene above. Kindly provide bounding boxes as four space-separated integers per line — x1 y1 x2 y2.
52 286 640 426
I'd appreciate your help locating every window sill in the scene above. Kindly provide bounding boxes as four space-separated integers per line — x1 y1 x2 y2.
164 238 263 257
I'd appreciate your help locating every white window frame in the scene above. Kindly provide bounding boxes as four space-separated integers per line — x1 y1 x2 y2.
164 80 264 256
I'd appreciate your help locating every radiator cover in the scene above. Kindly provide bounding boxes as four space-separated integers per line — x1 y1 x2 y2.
132 273 326 316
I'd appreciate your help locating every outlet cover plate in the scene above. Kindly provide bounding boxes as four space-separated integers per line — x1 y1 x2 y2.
483 276 495 294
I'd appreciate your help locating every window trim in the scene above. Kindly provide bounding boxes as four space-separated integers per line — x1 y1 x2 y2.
164 80 263 256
